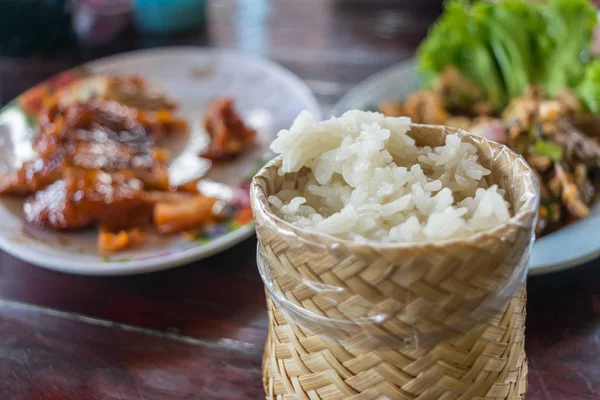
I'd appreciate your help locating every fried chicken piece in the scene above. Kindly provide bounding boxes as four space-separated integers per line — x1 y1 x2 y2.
24 169 154 231
202 97 256 161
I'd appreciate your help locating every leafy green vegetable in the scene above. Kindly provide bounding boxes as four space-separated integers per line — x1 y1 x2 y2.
417 0 505 107
576 59 600 114
417 0 598 110
483 0 536 99
535 140 563 162
537 0 597 95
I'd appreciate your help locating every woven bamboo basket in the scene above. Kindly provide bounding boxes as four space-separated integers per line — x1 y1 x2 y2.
251 124 539 400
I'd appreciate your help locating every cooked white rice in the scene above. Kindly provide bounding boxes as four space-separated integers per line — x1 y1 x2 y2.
267 110 510 242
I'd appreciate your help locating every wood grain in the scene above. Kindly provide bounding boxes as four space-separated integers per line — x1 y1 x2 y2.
0 238 268 350
0 301 264 400
525 262 600 399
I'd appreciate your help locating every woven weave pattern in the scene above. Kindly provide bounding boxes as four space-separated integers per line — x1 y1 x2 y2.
251 125 538 399
264 288 527 400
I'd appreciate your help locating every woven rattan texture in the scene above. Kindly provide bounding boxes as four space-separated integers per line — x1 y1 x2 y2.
263 288 527 400
251 124 538 399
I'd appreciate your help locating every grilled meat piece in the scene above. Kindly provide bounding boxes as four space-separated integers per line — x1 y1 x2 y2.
1 100 171 195
201 97 256 161
24 169 154 231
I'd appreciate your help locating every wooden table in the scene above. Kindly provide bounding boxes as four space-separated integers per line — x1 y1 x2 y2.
0 1 599 399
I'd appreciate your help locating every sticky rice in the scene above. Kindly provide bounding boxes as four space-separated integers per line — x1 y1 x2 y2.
267 110 510 243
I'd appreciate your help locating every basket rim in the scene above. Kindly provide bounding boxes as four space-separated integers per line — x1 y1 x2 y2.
251 124 539 251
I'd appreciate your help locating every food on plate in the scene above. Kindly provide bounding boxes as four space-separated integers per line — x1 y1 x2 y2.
0 99 173 195
268 111 510 242
0 75 244 254
202 96 257 161
23 169 154 231
55 75 177 111
58 75 188 137
99 226 147 254
102 75 178 111
381 88 600 235
379 0 600 236
135 109 189 139
154 196 221 234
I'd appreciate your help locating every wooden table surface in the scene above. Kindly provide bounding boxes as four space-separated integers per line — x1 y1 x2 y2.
0 1 599 399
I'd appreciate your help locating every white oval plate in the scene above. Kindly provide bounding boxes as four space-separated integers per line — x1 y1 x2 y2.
332 59 600 276
0 47 321 275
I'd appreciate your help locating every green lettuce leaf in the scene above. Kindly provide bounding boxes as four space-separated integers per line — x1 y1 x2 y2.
417 0 505 107
416 0 598 111
536 0 597 96
576 59 600 114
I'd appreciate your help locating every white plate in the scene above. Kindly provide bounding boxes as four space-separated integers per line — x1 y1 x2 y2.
0 47 321 275
332 59 600 276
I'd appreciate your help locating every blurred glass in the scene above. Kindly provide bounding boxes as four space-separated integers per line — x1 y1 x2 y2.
72 0 132 46
133 0 206 35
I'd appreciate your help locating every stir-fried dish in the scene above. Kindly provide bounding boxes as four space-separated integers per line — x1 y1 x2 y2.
0 75 257 253
381 0 600 236
381 85 600 235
